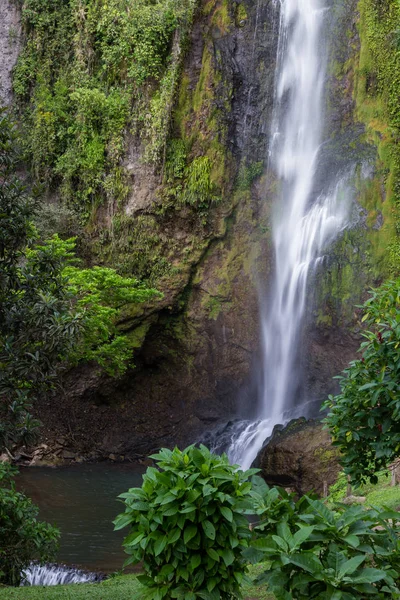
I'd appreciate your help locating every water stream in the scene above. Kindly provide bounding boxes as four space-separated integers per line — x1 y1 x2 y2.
227 0 351 468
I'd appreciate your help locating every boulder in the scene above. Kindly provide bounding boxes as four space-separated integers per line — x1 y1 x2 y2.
259 418 340 496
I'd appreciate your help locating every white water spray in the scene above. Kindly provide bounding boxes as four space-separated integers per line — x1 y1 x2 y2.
23 563 100 586
227 0 351 468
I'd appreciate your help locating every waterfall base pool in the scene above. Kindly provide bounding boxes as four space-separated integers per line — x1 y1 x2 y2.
16 463 145 574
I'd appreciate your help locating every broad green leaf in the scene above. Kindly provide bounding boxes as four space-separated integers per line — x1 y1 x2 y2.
190 554 201 570
154 536 167 557
220 506 233 522
202 520 216 540
277 522 293 546
167 528 181 545
113 513 132 531
122 531 144 547
219 548 234 566
343 534 360 548
338 554 365 578
292 526 314 548
289 552 323 574
184 524 197 544
207 548 220 562
349 568 387 584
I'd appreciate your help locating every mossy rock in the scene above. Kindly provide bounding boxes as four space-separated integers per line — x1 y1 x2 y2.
259 419 340 496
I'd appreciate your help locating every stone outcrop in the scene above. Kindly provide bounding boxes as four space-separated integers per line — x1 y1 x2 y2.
259 419 341 496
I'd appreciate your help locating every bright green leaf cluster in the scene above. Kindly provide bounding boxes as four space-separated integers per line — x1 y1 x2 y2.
64 263 161 376
114 445 257 599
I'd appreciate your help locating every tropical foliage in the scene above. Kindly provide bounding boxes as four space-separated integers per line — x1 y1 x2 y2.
0 111 82 450
114 445 257 599
324 280 400 485
0 111 160 451
14 0 198 217
248 478 400 600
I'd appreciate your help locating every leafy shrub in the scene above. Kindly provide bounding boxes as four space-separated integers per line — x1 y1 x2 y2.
247 483 400 600
0 111 161 452
65 262 161 376
0 111 84 452
324 280 400 485
236 161 264 192
0 462 59 586
114 445 257 599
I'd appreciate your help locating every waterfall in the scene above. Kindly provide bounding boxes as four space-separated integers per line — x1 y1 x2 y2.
227 0 351 468
22 563 101 586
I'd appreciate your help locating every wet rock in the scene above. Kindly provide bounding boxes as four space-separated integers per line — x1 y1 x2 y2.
259 418 340 497
62 450 75 460
0 452 10 463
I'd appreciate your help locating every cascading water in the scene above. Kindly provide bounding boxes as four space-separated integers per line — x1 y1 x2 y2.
22 563 101 586
226 0 351 468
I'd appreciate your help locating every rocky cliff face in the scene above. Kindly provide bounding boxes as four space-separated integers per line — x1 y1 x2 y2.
6 0 399 460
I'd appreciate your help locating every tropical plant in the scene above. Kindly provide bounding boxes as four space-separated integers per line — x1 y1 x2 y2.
0 110 83 451
0 110 160 451
0 462 59 586
114 445 257 599
323 279 400 485
246 488 400 600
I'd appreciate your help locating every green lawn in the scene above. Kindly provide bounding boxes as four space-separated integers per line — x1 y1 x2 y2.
0 567 274 600
329 469 400 510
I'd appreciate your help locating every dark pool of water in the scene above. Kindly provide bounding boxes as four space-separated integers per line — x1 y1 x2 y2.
17 463 145 573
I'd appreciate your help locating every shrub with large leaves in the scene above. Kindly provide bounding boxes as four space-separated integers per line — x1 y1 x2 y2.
114 445 257 599
246 490 400 600
323 280 400 485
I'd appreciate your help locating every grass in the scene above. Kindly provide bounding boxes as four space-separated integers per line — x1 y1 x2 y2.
329 469 400 510
0 567 274 600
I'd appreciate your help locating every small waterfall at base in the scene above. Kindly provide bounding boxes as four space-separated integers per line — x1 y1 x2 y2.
22 563 101 586
227 0 352 469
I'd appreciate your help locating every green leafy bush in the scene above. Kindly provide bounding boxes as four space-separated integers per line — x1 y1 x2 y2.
247 483 400 600
65 263 161 376
0 462 59 586
181 156 219 208
114 445 257 599
324 280 400 485
0 111 161 451
0 111 83 451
